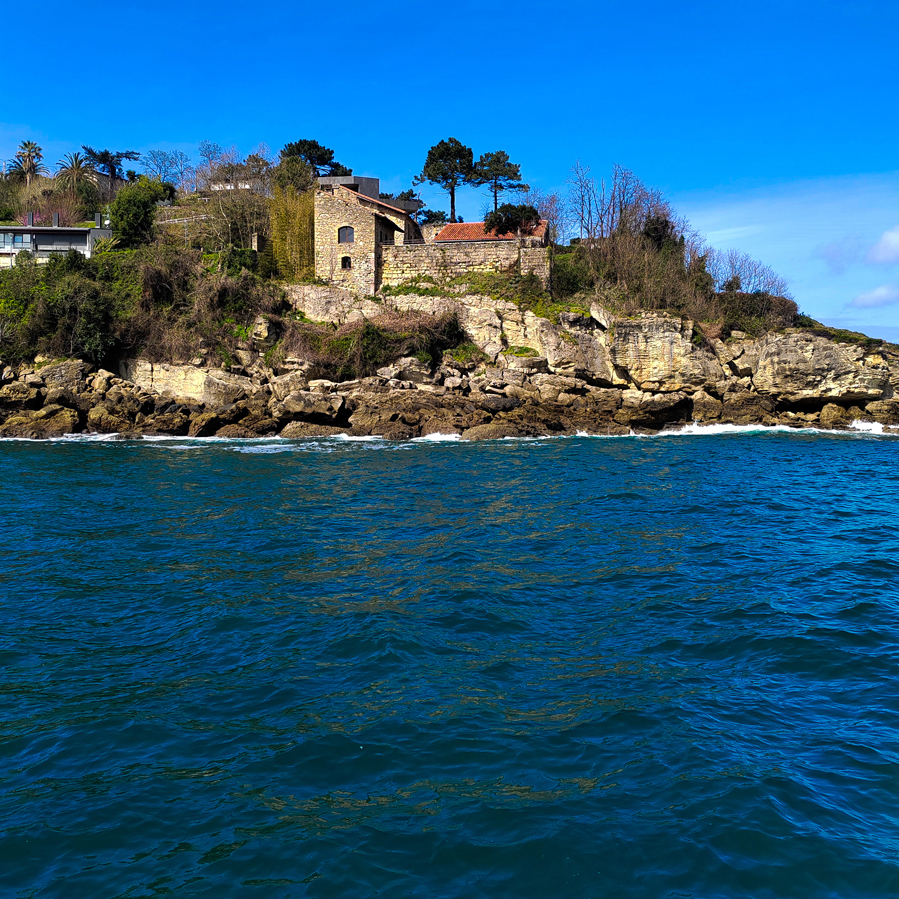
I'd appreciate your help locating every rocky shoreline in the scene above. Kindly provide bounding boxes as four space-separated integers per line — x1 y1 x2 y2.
2 297 898 441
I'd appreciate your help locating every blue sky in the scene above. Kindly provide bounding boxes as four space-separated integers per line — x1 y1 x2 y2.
3 0 897 338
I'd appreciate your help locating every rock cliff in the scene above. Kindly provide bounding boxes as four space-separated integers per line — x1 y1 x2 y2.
1 288 897 440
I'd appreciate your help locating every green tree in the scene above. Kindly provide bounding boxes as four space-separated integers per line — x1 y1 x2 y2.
483 203 540 237
109 176 168 247
419 209 448 225
81 145 141 183
473 150 529 213
274 155 316 193
413 138 474 223
270 186 315 281
279 139 351 177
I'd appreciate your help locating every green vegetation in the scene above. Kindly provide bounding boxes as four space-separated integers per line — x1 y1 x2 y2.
413 138 475 223
274 311 464 381
110 177 172 247
0 243 281 366
473 150 529 213
505 345 539 357
446 342 488 365
483 203 540 237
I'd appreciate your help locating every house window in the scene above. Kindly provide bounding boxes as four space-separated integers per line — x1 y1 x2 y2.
338 226 354 244
341 256 352 269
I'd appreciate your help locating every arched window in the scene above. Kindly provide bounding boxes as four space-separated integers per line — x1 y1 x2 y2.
341 256 352 269
338 226 354 244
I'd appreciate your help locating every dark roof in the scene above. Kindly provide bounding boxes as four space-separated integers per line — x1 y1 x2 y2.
0 225 97 234
434 220 549 241
336 185 412 218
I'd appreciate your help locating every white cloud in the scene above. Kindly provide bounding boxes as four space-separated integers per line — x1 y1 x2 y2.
851 284 899 308
866 226 899 265
815 235 865 275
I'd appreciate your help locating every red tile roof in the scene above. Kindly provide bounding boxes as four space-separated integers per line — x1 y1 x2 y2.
434 220 548 241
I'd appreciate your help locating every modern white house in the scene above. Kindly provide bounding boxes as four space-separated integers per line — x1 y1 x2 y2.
0 214 112 269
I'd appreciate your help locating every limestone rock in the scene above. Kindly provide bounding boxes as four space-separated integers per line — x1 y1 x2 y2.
0 382 41 410
87 405 133 434
36 360 92 392
0 407 80 438
819 403 852 430
269 371 309 401
692 389 723 422
608 314 724 391
461 421 522 441
865 400 899 424
120 360 208 401
753 334 891 403
138 412 190 436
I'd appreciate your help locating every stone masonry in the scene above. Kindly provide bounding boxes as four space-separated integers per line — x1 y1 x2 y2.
380 242 550 288
314 187 422 296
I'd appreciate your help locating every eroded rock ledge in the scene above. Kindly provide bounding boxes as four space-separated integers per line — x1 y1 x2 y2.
1 297 897 440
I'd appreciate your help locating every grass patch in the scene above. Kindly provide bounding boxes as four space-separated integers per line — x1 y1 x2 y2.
505 345 539 357
446 342 488 365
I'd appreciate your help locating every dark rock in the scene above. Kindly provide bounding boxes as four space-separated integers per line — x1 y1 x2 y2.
279 421 349 438
187 412 222 437
215 424 256 439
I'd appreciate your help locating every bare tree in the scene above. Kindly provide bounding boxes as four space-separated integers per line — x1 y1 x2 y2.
707 248 792 297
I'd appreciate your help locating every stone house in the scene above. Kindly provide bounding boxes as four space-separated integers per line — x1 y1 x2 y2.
313 184 424 296
313 178 552 296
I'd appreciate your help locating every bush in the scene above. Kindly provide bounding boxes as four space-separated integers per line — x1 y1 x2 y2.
552 252 592 297
110 177 170 247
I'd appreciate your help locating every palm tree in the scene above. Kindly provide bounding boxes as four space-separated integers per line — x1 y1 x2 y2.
14 141 47 187
55 152 97 192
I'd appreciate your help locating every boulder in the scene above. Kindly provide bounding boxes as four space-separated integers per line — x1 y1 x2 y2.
280 421 349 438
138 412 190 435
120 360 208 400
215 424 256 439
269 370 309 401
819 403 852 430
0 407 80 438
202 371 254 407
461 421 523 441
87 405 133 434
37 360 92 392
187 412 222 437
0 382 41 411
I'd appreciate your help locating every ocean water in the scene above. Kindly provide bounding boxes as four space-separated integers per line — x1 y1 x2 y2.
2 428 899 898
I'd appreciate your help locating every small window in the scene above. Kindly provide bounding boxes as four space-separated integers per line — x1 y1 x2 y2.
341 256 352 270
338 226 354 244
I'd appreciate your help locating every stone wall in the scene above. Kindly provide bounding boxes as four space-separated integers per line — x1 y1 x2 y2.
314 190 379 296
380 242 551 287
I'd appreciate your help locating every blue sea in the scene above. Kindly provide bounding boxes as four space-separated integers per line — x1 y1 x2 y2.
2 426 899 898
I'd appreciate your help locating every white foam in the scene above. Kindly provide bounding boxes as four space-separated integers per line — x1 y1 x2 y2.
412 432 461 442
850 419 884 434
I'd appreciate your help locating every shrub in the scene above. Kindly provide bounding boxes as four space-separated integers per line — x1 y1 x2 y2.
276 311 464 381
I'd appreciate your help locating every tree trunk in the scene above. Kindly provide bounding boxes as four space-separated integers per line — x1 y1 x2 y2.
449 184 456 223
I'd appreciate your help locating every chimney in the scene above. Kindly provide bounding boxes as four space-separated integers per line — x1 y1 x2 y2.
94 213 102 228
52 212 60 228
26 212 34 226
